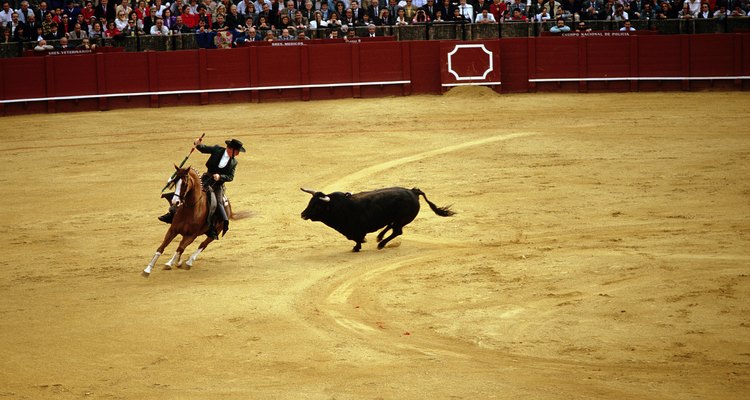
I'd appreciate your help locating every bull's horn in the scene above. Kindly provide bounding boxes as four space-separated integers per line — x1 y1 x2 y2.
300 188 317 195
320 196 330 202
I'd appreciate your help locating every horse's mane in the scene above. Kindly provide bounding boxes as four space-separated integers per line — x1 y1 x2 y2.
166 167 203 191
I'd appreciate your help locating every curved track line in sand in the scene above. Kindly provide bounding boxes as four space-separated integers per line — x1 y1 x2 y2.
323 131 540 192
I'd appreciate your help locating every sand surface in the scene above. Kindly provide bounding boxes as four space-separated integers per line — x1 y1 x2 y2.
1 89 749 399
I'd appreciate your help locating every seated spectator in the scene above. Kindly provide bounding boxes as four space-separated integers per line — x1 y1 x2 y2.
104 20 120 37
656 1 676 19
80 1 96 21
678 3 695 18
580 0 602 20
34 26 45 41
619 19 635 30
225 4 244 30
344 24 358 40
366 23 377 36
263 29 275 41
34 38 55 50
377 8 394 25
413 8 431 23
432 9 445 21
89 21 103 39
1 26 11 43
639 2 655 20
696 2 712 18
142 8 159 32
713 5 728 19
212 13 228 31
556 5 572 20
57 36 74 49
327 11 343 27
535 6 551 21
114 10 128 30
257 15 271 29
77 36 96 49
195 19 216 47
309 11 327 29
341 8 356 26
728 5 745 16
395 7 409 25
328 28 340 38
236 25 260 42
451 6 470 21
509 8 528 21
575 20 591 31
162 9 175 30
45 22 64 40
181 5 199 28
172 15 191 33
276 13 292 30
278 27 294 40
357 12 373 25
67 22 87 39
122 17 144 35
150 16 170 35
475 8 497 22
549 17 570 32
607 3 628 20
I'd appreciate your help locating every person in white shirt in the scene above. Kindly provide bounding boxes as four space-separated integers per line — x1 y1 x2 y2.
619 19 636 31
456 0 473 22
150 17 171 35
0 1 14 25
475 8 497 23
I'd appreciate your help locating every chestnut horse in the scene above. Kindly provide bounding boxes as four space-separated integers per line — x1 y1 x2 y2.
142 166 229 277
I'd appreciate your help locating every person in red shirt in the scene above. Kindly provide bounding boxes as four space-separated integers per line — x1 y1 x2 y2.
490 0 507 20
180 4 199 28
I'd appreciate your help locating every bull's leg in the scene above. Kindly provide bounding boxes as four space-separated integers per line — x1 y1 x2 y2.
377 226 403 249
377 224 392 242
352 241 362 252
143 229 179 276
185 236 214 269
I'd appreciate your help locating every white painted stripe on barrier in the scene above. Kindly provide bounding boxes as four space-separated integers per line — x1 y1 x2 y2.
442 81 502 87
0 80 412 104
529 76 750 82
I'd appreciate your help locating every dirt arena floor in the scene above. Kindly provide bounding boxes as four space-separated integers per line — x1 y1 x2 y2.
1 89 749 399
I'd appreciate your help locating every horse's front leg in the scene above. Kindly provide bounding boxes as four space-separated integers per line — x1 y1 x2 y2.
143 229 179 277
184 236 215 269
166 234 199 269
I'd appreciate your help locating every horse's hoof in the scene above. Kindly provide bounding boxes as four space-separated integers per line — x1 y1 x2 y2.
163 264 172 270
141 271 150 278
183 263 192 270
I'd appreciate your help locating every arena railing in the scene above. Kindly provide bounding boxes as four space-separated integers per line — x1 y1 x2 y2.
1 17 748 58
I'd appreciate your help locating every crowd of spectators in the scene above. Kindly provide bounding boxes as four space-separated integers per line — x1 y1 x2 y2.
2 0 749 48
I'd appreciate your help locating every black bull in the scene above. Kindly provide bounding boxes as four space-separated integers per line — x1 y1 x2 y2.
300 187 455 252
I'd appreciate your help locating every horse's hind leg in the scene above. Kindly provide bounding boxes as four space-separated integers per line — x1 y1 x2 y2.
185 237 214 269
167 235 199 269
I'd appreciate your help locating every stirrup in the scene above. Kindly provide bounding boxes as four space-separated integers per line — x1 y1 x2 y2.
158 212 173 223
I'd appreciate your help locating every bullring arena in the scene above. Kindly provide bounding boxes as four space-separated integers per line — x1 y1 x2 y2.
1 88 749 399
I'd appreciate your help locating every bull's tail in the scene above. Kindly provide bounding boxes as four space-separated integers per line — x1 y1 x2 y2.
412 188 455 217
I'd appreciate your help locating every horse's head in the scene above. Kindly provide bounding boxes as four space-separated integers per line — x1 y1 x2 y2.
172 165 200 205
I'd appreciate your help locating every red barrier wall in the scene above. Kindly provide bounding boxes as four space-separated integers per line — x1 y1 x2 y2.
1 34 747 115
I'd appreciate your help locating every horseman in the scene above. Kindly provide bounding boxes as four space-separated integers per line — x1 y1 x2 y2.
159 137 246 239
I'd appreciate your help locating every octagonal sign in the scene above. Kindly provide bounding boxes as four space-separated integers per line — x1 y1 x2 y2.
440 42 501 87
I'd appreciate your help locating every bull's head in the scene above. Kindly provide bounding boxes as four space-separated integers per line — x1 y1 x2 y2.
300 188 331 221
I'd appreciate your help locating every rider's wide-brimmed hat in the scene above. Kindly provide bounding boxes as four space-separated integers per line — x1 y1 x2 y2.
225 138 246 152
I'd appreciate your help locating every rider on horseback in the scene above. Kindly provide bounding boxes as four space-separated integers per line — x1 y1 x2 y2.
159 138 246 239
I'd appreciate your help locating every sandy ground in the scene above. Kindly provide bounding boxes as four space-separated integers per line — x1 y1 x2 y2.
0 89 749 399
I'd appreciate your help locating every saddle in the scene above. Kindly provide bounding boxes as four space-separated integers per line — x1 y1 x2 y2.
161 190 230 237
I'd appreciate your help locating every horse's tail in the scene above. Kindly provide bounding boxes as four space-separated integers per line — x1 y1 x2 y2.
412 188 455 217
